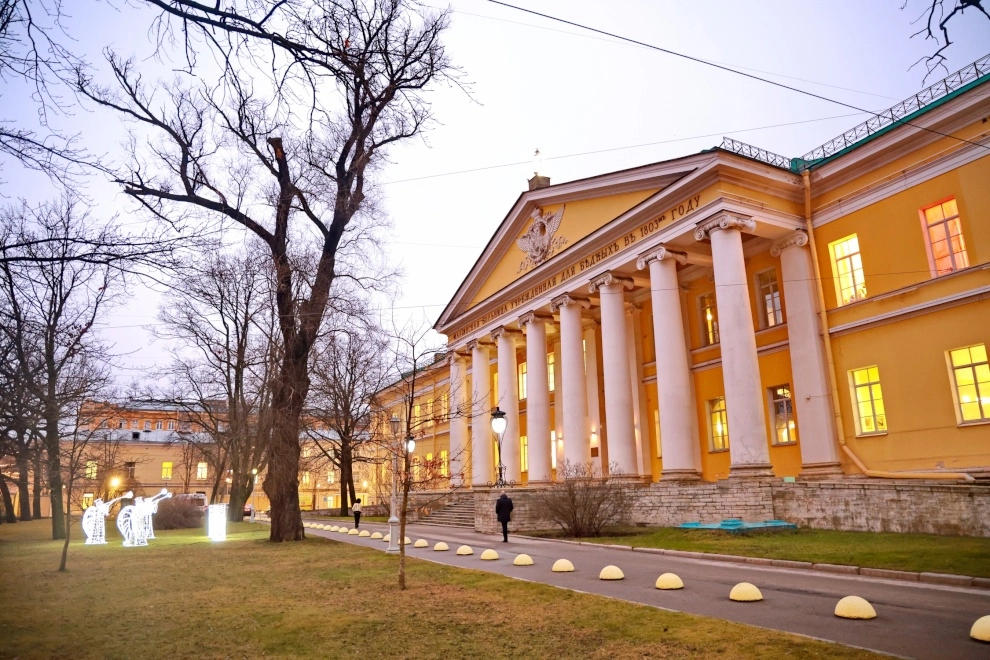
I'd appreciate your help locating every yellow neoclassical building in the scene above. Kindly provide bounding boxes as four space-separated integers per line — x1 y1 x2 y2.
386 54 990 492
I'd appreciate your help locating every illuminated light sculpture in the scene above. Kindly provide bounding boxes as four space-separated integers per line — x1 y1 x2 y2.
82 491 133 545
117 489 171 547
208 504 228 542
139 489 172 540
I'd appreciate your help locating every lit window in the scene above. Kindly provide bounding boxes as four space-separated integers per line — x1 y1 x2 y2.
654 409 661 458
949 344 990 423
85 461 98 479
756 269 783 328
550 430 558 469
520 435 528 472
850 367 887 435
82 493 94 509
708 397 728 451
414 404 421 426
426 452 433 476
923 198 969 275
518 362 528 401
439 393 449 421
167 420 175 430
302 472 311 485
197 462 208 480
124 462 136 478
700 293 719 346
440 450 449 477
829 234 867 305
161 461 173 480
425 400 433 428
547 353 555 392
768 385 797 445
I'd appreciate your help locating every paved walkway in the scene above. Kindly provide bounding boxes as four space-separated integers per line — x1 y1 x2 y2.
296 520 990 659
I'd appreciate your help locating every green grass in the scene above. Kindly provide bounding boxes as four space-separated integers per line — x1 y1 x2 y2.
561 527 990 578
0 519 883 659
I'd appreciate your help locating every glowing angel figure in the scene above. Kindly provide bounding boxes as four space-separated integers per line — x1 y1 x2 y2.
118 490 171 547
138 489 172 541
517 205 567 273
81 491 133 545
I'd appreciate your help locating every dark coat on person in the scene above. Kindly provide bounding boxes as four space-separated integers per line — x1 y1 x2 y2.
495 494 514 523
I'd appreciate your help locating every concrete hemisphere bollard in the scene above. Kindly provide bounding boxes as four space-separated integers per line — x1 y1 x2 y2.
434 542 450 551
338 527 349 533
456 545 474 555
513 554 534 566
414 539 428 548
359 530 371 537
599 565 624 580
383 534 391 543
552 559 575 572
834 596 877 620
348 528 360 535
403 537 412 545
969 615 990 642
729 582 763 602
655 573 684 590
480 549 499 560
330 526 339 532
370 531 383 539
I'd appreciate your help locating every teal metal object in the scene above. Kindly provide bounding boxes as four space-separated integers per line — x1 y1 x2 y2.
679 518 797 534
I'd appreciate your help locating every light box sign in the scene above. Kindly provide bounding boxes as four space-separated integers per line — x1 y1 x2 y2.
208 504 227 542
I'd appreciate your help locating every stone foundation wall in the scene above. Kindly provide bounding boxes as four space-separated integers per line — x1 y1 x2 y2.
433 478 990 538
772 480 990 537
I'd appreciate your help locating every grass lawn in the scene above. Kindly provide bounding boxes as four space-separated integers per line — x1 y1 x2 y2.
0 519 884 659
560 527 990 578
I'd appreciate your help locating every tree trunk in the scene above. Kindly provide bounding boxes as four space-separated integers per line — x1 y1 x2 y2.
31 447 43 519
399 477 410 591
16 452 31 520
58 508 71 572
44 414 65 539
226 477 250 522
0 473 17 523
262 352 306 541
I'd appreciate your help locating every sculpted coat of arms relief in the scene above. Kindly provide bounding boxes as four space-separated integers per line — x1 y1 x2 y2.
516 205 567 273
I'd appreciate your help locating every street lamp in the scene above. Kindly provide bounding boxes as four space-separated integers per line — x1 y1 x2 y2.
488 407 509 488
251 468 258 520
387 414 401 554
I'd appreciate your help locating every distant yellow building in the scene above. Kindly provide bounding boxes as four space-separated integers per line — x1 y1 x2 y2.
382 54 990 493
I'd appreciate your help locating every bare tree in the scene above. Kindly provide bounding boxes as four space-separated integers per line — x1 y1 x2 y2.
0 197 120 539
305 316 392 516
75 0 458 541
157 246 276 521
908 0 990 78
534 461 629 538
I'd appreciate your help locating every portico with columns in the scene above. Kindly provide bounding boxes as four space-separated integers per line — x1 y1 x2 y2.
435 150 841 488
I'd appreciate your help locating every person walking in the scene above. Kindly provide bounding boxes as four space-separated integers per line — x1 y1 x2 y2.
352 499 362 529
495 491 513 542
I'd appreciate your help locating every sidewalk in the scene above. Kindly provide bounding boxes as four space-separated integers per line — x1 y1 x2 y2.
294 518 990 660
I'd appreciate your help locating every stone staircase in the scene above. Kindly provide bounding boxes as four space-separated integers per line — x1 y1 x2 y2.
418 500 475 529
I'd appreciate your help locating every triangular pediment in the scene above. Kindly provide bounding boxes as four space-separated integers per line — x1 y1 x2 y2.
436 152 717 336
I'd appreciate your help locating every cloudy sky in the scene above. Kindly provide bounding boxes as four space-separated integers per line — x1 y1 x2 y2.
4 0 989 384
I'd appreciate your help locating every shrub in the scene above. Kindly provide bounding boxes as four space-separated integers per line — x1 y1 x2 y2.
534 461 628 537
153 499 205 530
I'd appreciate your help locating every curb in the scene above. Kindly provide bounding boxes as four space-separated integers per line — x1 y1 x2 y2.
516 534 989 590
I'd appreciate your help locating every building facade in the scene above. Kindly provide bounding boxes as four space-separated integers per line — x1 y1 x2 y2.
387 56 990 493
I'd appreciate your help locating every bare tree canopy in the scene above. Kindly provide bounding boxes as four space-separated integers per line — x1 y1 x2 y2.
908 0 990 78
75 0 460 541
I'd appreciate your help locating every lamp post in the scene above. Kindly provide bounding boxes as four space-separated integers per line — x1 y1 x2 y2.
250 468 258 521
488 407 509 488
387 415 401 554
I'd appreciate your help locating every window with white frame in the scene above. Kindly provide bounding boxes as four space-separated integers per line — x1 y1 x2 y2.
197 462 208 480
756 269 783 328
518 361 528 401
547 353 555 392
167 420 175 430
922 198 969 275
161 461 173 480
156 420 163 430
699 293 719 346
82 493 94 509
768 385 797 445
850 366 887 435
829 234 867 305
520 435 528 472
124 462 136 478
948 344 989 423
708 397 729 451
301 471 311 485
85 460 98 480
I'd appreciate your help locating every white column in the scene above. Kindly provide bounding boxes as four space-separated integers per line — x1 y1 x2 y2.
520 313 552 483
583 320 602 471
448 353 469 487
637 247 701 479
552 339 564 473
492 327 521 483
625 302 649 477
469 340 493 487
551 294 592 468
695 213 772 476
771 232 841 474
589 272 639 477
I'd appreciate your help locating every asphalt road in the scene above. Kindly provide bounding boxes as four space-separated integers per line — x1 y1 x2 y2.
300 520 990 659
